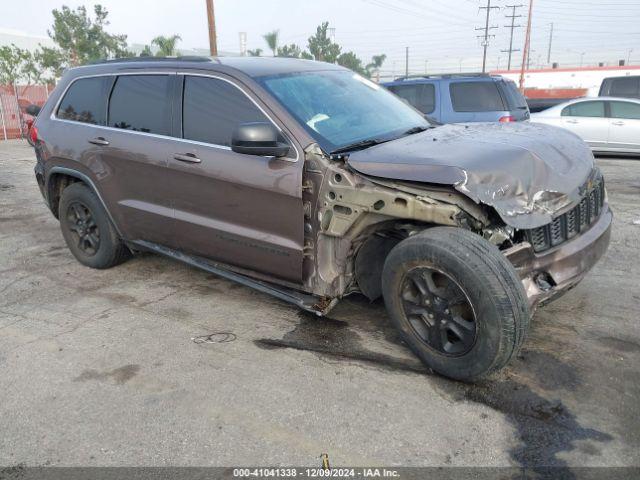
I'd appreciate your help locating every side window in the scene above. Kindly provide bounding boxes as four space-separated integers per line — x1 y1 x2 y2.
610 101 640 120
609 77 640 98
387 83 436 114
182 76 270 146
562 101 605 118
57 77 109 125
108 75 172 135
449 81 505 112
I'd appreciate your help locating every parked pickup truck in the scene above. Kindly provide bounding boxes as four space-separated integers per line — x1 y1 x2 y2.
29 57 611 381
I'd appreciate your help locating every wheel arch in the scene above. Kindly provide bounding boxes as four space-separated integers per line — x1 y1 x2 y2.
46 167 123 237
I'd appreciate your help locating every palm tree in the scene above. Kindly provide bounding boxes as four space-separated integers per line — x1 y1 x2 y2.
262 30 279 56
151 34 182 57
366 54 387 79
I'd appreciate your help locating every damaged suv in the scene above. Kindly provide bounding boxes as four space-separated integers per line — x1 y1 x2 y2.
30 57 612 381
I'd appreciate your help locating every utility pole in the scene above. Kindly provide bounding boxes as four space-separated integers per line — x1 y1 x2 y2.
501 4 523 71
546 22 554 64
405 47 409 77
476 0 500 73
425 59 428 74
206 0 218 56
519 0 533 91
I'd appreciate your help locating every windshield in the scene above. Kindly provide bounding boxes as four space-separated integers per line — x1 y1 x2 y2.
258 70 429 153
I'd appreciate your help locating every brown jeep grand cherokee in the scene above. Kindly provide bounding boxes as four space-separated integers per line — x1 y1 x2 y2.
30 57 612 381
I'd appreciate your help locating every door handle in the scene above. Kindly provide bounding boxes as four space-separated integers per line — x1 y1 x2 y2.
173 153 201 163
565 119 579 124
88 137 109 146
611 121 625 126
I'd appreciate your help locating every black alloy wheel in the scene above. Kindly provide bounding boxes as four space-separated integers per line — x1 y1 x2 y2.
66 201 101 256
401 267 477 356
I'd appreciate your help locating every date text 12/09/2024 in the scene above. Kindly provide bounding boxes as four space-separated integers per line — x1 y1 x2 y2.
233 468 400 478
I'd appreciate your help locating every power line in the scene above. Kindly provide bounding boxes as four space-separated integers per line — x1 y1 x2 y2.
476 0 500 73
501 4 523 70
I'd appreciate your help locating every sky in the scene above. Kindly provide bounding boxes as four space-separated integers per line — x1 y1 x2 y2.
3 0 640 77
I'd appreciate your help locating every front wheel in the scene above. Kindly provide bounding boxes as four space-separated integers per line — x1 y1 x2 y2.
381 227 530 381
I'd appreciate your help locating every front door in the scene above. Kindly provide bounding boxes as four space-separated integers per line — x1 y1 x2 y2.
560 100 609 148
607 100 640 151
167 74 304 283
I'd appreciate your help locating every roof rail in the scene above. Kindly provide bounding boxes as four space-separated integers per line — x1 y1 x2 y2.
393 72 493 81
88 56 214 65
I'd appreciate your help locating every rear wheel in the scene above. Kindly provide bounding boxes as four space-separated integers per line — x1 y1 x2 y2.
381 227 530 381
59 183 130 269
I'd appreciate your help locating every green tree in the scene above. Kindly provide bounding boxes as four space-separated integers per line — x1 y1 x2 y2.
366 54 387 78
33 46 66 84
307 22 341 63
263 30 279 57
0 44 26 85
337 51 366 76
277 43 313 59
48 5 130 65
151 34 182 57
139 45 153 57
247 48 263 57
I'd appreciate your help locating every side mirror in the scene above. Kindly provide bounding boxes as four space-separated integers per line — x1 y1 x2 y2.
231 122 290 157
26 104 41 116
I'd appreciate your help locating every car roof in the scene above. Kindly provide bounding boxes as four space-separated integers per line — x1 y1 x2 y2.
531 96 640 116
66 56 346 79
383 73 506 86
559 96 640 107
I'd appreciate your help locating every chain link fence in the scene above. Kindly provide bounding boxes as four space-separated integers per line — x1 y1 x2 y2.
0 84 51 141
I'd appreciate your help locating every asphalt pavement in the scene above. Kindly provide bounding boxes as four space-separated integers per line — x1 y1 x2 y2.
0 140 638 471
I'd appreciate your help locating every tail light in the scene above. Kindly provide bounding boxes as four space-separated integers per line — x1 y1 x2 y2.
499 115 515 123
29 125 38 144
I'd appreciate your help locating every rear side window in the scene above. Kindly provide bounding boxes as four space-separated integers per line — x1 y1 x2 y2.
387 83 436 114
57 77 109 125
500 80 528 109
608 77 640 98
108 75 172 135
561 101 605 118
450 81 505 112
182 76 269 146
610 101 640 120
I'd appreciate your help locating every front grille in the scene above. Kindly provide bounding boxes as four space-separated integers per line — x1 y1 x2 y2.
526 175 605 253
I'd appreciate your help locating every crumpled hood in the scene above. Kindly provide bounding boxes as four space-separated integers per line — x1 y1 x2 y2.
347 122 595 229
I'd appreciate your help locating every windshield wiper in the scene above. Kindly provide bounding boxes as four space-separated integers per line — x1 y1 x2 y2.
329 138 387 156
403 125 430 135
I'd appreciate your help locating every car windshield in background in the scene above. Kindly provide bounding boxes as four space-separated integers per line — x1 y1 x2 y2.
258 70 429 153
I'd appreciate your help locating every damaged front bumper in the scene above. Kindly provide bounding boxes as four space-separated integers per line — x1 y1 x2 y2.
504 204 612 310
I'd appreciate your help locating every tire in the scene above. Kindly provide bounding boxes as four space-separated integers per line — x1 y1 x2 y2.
59 182 130 269
381 227 530 381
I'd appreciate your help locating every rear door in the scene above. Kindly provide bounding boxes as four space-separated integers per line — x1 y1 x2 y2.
446 80 507 123
99 73 178 246
167 73 304 283
607 100 640 151
560 100 609 148
50 73 177 247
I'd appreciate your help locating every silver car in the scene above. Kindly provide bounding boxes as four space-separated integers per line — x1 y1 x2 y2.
531 96 640 155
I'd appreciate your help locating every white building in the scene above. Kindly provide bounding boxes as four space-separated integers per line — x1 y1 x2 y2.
0 28 56 52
